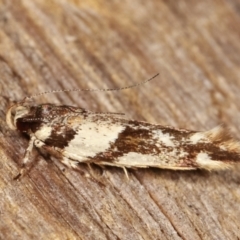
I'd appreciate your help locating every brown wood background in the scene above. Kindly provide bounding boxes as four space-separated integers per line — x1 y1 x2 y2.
0 0 240 239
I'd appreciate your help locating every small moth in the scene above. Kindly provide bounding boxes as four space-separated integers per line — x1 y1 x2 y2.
6 74 240 178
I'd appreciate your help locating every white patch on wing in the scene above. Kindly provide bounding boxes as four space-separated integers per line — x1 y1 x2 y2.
196 152 211 163
167 148 188 158
116 152 160 167
153 130 175 147
64 121 125 160
189 132 205 144
179 149 189 158
34 126 52 141
113 152 191 169
196 152 227 170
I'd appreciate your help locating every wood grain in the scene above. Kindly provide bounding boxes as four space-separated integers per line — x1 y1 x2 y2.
0 0 240 239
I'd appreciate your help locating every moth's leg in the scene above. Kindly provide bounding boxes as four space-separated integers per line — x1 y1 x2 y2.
94 161 130 179
88 163 129 179
34 141 88 176
14 135 37 180
61 157 79 169
87 163 94 174
22 136 36 165
122 167 129 179
60 151 107 179
86 163 103 179
61 156 91 173
61 159 102 179
60 157 94 177
60 154 102 178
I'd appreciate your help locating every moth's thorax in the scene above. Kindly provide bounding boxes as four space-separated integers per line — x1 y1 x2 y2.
6 102 86 133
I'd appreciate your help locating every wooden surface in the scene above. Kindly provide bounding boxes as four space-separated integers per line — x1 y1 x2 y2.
0 0 240 239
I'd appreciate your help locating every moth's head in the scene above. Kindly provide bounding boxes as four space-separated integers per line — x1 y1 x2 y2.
6 102 30 130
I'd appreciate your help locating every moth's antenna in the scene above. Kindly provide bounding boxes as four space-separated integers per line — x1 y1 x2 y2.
26 73 159 100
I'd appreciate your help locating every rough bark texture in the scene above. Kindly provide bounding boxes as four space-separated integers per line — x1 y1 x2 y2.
0 1 240 239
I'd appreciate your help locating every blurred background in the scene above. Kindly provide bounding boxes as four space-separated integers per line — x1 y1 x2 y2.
0 1 240 239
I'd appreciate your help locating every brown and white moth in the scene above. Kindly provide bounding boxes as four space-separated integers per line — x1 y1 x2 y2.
5 74 240 178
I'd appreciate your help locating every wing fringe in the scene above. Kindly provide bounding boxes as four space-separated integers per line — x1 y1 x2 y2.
204 125 240 153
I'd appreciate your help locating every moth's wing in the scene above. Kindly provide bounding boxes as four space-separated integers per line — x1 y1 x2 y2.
58 114 129 163
37 114 240 170
36 114 126 164
58 115 196 169
90 119 199 169
85 122 240 170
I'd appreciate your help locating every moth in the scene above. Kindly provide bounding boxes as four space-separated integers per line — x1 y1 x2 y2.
6 74 240 178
